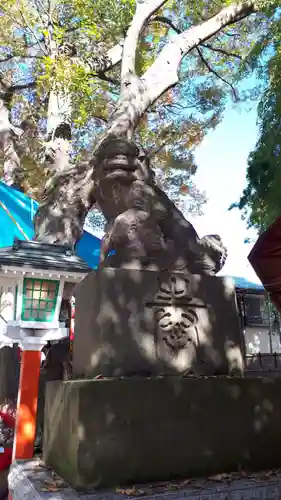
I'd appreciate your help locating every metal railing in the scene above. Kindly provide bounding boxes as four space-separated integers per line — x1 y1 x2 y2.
245 353 281 372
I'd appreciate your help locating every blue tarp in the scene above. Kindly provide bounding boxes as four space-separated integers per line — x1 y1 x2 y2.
0 182 101 269
231 276 264 291
0 182 37 245
0 182 263 287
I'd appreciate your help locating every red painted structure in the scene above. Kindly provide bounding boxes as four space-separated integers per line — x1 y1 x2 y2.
248 216 281 312
0 411 15 472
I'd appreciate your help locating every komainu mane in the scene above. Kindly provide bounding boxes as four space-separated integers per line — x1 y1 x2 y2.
92 137 227 273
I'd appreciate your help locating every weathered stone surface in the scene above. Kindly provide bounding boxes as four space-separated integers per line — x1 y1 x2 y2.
8 459 281 500
92 138 227 274
72 269 243 378
43 377 281 491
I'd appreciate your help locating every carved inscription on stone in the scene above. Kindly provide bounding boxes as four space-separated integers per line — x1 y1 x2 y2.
155 306 198 350
147 276 206 352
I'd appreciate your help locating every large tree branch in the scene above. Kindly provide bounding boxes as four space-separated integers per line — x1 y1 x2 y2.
0 79 36 103
103 42 123 71
92 115 108 124
64 25 81 33
222 29 240 37
34 0 52 23
74 41 124 76
10 81 37 93
143 1 256 104
150 17 245 66
104 1 256 139
200 42 244 61
121 0 166 92
0 98 24 190
152 15 181 34
94 71 120 87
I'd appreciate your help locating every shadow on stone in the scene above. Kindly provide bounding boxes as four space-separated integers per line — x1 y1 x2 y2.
43 376 281 491
72 269 243 378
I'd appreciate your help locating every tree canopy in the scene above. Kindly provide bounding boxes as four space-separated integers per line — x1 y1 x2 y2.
0 0 279 238
231 8 281 232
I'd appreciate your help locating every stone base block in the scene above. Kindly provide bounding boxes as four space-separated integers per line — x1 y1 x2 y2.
72 269 243 377
44 377 281 491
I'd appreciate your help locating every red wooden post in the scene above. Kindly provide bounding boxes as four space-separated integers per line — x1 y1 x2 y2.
12 349 41 460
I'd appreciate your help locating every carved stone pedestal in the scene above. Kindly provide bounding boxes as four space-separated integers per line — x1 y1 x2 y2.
72 268 243 377
43 378 281 491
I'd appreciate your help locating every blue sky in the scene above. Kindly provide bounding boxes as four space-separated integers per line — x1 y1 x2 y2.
189 99 260 283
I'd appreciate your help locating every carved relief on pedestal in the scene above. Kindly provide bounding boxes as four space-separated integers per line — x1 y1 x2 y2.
155 307 198 351
147 275 205 353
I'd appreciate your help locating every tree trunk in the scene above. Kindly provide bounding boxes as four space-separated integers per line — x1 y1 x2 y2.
44 91 72 169
0 97 24 192
0 97 22 412
34 87 95 245
34 161 94 245
34 78 150 245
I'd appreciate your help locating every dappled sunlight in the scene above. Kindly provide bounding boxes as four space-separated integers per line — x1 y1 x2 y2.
99 302 120 325
104 409 116 426
43 375 281 490
228 384 242 399
90 345 115 370
223 277 238 298
77 423 85 441
73 267 244 378
1 0 280 491
171 349 194 372
18 405 35 440
253 397 275 433
196 308 212 338
139 334 155 362
21 420 34 441
262 399 274 412
253 406 269 433
224 341 244 374
128 271 143 284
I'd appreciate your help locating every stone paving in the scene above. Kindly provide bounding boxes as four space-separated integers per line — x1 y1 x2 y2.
8 458 281 500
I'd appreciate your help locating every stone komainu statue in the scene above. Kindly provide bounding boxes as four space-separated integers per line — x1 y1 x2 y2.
91 137 227 274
